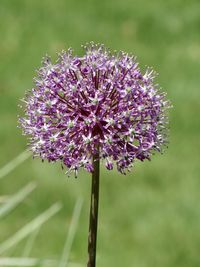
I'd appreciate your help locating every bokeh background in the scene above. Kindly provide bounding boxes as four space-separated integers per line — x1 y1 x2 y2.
0 0 200 266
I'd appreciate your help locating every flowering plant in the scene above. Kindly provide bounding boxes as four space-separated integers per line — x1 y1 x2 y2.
19 43 170 267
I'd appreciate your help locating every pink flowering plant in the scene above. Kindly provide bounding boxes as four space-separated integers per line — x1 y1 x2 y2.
19 43 170 267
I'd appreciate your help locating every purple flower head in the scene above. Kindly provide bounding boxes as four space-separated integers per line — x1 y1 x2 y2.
19 43 170 176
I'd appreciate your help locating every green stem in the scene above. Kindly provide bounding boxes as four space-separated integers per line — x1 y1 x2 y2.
87 153 100 267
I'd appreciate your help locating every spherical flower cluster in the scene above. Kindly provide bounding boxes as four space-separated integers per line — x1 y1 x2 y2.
19 43 170 176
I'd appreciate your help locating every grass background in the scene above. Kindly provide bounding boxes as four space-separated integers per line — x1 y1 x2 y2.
0 0 200 266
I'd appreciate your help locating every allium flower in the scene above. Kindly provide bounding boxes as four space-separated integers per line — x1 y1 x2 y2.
19 43 170 176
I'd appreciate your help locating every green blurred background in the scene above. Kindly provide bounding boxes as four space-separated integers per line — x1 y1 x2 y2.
0 0 200 266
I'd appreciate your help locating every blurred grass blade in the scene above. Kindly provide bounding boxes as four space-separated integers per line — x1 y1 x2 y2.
0 202 62 255
59 197 83 267
22 227 40 257
0 257 41 266
0 257 83 267
0 150 31 179
0 182 36 218
0 195 9 203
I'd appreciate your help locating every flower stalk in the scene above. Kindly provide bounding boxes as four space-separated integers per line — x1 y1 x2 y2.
87 152 100 267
